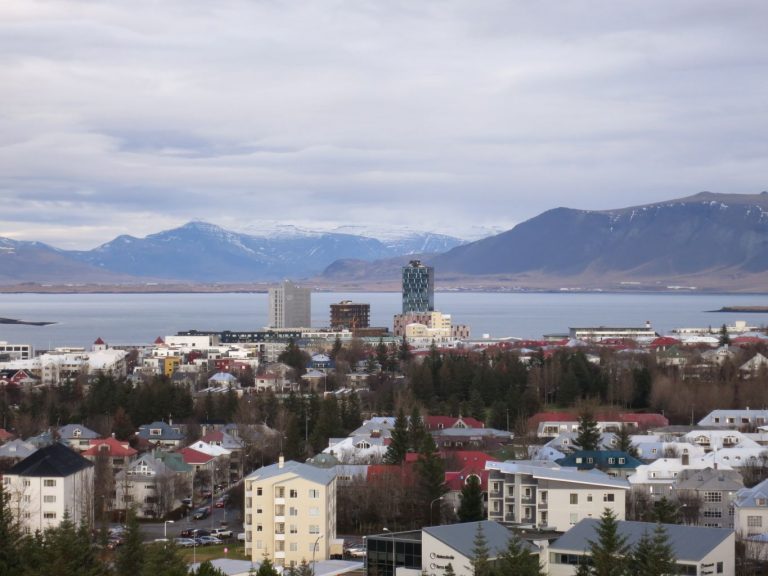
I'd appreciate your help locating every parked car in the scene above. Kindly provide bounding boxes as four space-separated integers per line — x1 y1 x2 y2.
181 497 192 507
198 536 222 546
181 528 210 538
210 528 232 539
345 546 366 558
192 506 210 520
173 537 196 548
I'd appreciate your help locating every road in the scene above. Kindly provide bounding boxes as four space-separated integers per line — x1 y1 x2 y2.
139 504 244 542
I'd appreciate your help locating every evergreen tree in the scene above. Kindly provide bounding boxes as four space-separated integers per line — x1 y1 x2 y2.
496 533 545 576
408 405 427 453
37 512 105 576
142 542 188 576
584 508 630 576
193 560 228 576
629 524 675 576
330 337 343 360
457 475 485 523
384 407 409 464
116 509 145 576
616 425 638 458
719 324 731 346
469 522 491 576
398 336 412 364
469 388 486 423
376 339 389 370
651 498 679 524
256 555 281 576
575 409 601 451
0 482 23 576
310 395 342 453
444 564 456 576
415 434 447 526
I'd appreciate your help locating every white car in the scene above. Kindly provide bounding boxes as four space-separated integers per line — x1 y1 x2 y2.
211 528 233 539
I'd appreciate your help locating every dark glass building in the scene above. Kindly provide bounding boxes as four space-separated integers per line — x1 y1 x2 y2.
365 530 423 576
330 301 371 330
402 260 434 314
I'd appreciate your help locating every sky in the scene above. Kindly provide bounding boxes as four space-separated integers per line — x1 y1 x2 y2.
1 0 767 250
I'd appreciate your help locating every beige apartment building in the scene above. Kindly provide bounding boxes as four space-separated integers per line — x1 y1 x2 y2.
244 457 337 568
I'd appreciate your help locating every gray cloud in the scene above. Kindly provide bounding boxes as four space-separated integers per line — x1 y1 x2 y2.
0 0 766 249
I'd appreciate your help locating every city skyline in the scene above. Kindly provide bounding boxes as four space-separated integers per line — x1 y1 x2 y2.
1 1 766 249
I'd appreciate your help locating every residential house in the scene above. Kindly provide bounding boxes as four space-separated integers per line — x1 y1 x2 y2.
244 457 338 568
555 450 642 479
485 461 629 531
628 455 733 502
58 423 100 451
740 353 768 377
114 452 185 519
137 421 185 448
81 437 138 476
3 443 94 533
673 467 744 529
201 429 245 483
547 519 734 576
733 478 768 537
0 439 37 468
698 410 768 430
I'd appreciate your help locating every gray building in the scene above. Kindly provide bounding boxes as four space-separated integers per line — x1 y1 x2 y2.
674 467 744 529
402 260 434 314
268 280 311 329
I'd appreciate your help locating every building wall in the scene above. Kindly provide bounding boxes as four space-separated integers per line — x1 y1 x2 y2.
402 261 434 314
269 281 312 329
3 467 93 534
421 532 471 576
330 302 370 330
245 469 336 568
735 505 768 536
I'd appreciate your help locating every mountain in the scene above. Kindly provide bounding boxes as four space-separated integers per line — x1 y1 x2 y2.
0 238 129 284
430 192 768 278
67 222 466 282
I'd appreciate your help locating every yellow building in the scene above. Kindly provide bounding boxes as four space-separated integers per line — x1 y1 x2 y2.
162 356 182 378
244 457 337 568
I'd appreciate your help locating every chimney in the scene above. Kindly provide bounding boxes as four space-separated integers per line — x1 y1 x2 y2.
278 454 285 468
682 453 689 466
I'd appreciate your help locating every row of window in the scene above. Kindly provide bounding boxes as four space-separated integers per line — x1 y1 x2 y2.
254 524 321 534
254 487 321 498
252 541 322 552
6 478 58 487
570 493 615 504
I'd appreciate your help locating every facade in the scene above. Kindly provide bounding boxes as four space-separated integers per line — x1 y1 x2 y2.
568 323 657 342
114 452 188 519
486 461 629 531
698 409 768 429
547 519 734 576
244 457 337 568
3 443 94 533
269 281 312 329
733 478 768 536
673 468 744 529
402 260 434 314
330 301 370 330
0 341 32 360
555 450 643 480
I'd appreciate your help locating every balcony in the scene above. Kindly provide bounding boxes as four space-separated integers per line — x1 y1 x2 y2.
489 490 503 499
504 514 516 522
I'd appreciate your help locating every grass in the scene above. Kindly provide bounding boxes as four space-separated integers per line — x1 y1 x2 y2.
179 543 251 563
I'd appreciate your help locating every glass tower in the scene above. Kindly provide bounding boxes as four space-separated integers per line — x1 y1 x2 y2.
401 260 434 314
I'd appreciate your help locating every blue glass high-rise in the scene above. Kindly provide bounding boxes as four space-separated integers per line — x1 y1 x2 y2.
401 260 434 314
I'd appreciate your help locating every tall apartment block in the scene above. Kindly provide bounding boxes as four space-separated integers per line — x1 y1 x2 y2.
244 457 337 568
269 280 311 329
329 301 370 330
402 260 434 314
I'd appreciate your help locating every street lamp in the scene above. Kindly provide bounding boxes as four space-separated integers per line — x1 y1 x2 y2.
164 520 174 539
429 496 444 526
312 534 324 576
382 527 396 576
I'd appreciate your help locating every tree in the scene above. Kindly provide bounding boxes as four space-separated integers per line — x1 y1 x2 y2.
384 407 409 464
496 533 545 576
0 482 23 576
651 497 679 524
142 542 188 576
583 508 630 576
629 524 676 576
457 476 484 523
116 508 144 576
469 522 491 576
414 434 447 526
719 324 731 346
616 425 638 458
193 560 228 576
444 564 456 576
408 405 427 452
288 560 313 576
256 555 281 576
575 409 601 452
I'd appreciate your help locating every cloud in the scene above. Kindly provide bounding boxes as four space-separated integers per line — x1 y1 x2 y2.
0 0 766 248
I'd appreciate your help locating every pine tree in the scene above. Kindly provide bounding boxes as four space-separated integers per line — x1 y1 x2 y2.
408 405 427 452
652 497 679 524
415 434 447 526
719 324 731 346
469 523 491 576
142 541 188 576
575 409 601 451
629 523 676 576
616 425 638 458
384 407 410 464
585 508 630 576
0 482 23 576
256 555 281 576
116 508 145 576
457 475 485 523
496 533 545 576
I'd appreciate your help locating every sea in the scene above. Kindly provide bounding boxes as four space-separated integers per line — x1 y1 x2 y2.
2 291 768 351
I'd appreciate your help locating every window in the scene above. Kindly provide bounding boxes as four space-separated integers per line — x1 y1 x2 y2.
587 457 594 464
290 489 298 498
256 524 263 532
43 512 57 519
309 489 320 498
748 516 763 528
290 524 298 534
703 510 722 518
290 542 298 552
256 540 263 549
575 457 583 464
570 494 578 505
256 507 263 514
23 496 31 503
604 493 615 502
608 458 615 464
43 495 56 503
44 479 56 487
23 480 30 487
569 513 578 525
309 507 319 516
618 458 625 464
587 494 593 502
717 561 723 573
704 492 723 503
256 487 263 496
309 525 320 534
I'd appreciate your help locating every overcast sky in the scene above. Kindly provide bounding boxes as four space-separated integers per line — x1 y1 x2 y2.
1 1 767 249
